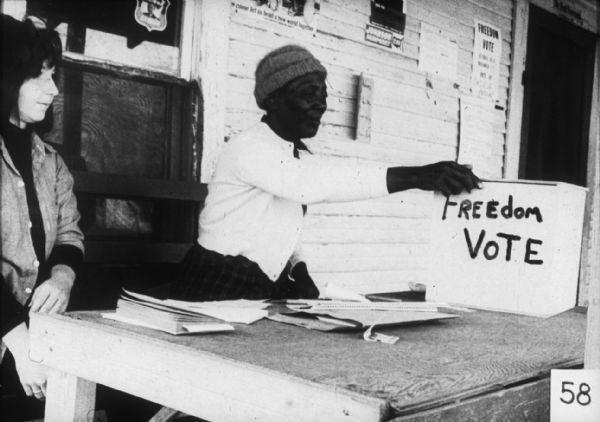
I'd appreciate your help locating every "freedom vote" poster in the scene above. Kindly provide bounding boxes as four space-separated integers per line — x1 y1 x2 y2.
471 20 502 101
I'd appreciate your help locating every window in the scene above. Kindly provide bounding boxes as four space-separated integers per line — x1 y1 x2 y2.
26 0 203 264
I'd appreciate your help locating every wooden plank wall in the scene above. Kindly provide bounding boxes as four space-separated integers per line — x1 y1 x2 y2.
223 0 514 293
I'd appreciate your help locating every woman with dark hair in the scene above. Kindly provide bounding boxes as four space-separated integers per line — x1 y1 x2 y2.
0 13 84 411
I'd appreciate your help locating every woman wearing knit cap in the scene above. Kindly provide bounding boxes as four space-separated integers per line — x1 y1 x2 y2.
170 44 480 302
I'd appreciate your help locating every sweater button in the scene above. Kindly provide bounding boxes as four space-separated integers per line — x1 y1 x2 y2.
25 287 33 294
17 180 25 188
33 259 39 268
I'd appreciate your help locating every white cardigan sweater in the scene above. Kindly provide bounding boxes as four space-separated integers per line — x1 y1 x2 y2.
198 122 389 281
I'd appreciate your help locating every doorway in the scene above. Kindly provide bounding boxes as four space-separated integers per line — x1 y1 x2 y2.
520 5 596 186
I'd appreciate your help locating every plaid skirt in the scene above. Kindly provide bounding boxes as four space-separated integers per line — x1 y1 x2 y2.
169 244 298 301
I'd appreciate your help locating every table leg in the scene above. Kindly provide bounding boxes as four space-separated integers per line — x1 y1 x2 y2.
148 406 181 422
44 369 97 422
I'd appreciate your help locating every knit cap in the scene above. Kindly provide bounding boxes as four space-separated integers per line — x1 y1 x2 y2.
254 44 327 109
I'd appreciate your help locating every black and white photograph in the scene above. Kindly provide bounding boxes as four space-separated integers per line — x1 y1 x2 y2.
1 0 599 421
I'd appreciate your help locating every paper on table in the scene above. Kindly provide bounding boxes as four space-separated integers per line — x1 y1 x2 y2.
268 309 458 332
122 289 268 324
284 300 443 312
102 312 234 335
124 289 268 309
317 282 368 302
268 313 346 331
317 309 458 326
316 315 357 327
190 308 267 323
363 324 399 344
177 299 269 309
181 323 234 333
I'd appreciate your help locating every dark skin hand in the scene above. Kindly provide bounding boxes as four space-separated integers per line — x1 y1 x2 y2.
290 262 319 299
271 262 319 299
386 161 482 196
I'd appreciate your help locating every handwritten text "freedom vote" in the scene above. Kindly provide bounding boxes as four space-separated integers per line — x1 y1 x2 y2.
441 195 544 265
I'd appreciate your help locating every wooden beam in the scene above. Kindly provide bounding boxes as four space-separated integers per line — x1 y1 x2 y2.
61 52 189 87
148 407 181 422
44 370 96 422
584 39 600 369
355 73 374 142
72 171 207 202
61 23 85 158
178 0 196 81
504 0 529 179
389 377 551 422
196 0 231 182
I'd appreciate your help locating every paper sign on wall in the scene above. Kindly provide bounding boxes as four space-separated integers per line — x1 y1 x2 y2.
364 0 405 50
418 23 458 81
471 20 502 100
231 0 321 33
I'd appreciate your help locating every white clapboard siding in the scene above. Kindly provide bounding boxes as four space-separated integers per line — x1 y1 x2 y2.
307 137 456 166
222 0 513 294
372 108 459 146
228 16 492 97
228 28 422 86
407 1 512 42
301 216 430 244
307 192 433 218
304 247 430 272
374 80 460 123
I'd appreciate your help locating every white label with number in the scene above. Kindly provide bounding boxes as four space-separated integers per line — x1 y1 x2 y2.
551 369 600 422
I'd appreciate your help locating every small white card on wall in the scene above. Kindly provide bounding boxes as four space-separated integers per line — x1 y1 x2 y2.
418 22 458 80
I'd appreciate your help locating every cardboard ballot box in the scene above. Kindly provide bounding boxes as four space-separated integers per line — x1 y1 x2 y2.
427 180 587 317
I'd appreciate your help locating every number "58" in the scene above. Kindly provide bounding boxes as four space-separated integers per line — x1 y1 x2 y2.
560 381 591 406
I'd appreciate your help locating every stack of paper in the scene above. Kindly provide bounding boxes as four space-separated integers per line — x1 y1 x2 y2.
268 300 461 332
102 289 465 335
102 289 269 335
106 300 234 335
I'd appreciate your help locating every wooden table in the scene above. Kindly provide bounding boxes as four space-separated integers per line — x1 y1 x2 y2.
29 309 586 422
